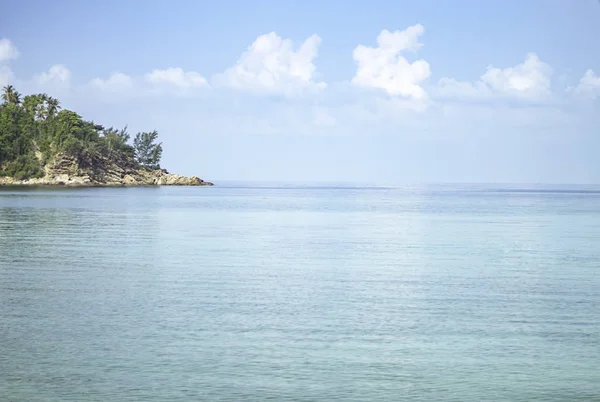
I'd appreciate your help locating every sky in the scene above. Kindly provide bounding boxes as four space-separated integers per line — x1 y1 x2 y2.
1 0 600 184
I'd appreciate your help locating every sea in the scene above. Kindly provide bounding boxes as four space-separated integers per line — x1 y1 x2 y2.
1 183 599 401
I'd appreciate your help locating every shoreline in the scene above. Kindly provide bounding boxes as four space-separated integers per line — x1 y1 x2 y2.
0 182 215 188
0 175 214 187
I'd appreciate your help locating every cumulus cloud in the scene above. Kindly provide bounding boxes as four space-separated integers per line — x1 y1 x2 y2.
0 38 19 63
35 64 71 85
90 72 134 93
482 54 551 94
351 25 431 100
145 67 208 89
437 53 552 101
573 69 600 99
214 32 325 95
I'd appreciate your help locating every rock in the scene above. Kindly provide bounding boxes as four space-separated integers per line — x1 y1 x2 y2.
0 152 214 187
122 175 137 185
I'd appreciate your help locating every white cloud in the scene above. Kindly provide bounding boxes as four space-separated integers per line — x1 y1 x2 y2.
313 106 336 127
145 67 208 89
0 38 18 87
482 53 551 96
90 72 134 93
351 25 431 100
214 32 325 95
0 38 19 63
35 64 71 85
436 78 490 99
437 53 552 101
573 69 600 99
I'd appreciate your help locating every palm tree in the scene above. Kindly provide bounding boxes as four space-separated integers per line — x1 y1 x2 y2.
1 85 13 104
1 85 22 105
33 94 48 120
46 96 61 117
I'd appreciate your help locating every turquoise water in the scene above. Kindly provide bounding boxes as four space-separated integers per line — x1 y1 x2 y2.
1 184 599 401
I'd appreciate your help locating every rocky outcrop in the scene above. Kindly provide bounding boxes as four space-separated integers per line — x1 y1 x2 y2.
0 152 213 187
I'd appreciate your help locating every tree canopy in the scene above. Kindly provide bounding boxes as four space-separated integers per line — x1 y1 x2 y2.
134 131 163 169
0 85 163 180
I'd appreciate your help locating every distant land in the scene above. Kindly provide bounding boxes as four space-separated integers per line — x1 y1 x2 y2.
0 85 213 187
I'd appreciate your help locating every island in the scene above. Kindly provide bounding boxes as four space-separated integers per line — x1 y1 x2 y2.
0 85 213 187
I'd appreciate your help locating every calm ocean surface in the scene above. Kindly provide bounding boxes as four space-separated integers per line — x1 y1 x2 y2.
1 183 599 401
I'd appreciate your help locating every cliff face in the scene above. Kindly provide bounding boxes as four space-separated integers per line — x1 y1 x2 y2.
0 152 213 187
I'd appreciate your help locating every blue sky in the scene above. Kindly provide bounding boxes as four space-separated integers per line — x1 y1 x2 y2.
2 0 600 183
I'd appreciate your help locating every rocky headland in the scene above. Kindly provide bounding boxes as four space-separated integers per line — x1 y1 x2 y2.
0 85 213 187
0 152 212 187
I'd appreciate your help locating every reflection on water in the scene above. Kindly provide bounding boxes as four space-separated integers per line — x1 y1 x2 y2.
1 185 599 401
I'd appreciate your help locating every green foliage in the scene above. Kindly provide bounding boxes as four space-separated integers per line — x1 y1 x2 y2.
0 102 31 165
21 93 62 121
133 131 163 169
1 153 43 180
99 126 135 158
0 85 166 180
59 136 84 156
1 85 21 106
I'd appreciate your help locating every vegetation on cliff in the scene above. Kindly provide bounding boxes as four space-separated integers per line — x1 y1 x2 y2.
0 85 165 181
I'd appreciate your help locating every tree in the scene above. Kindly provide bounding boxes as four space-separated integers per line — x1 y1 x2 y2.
0 102 36 172
101 125 134 157
2 85 21 106
133 130 162 169
21 94 60 120
46 96 61 118
0 86 171 180
22 94 46 120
